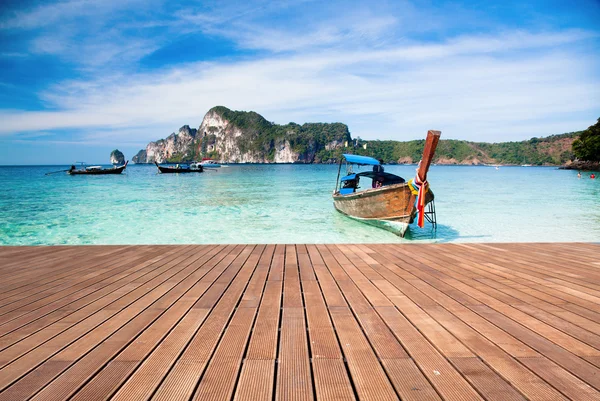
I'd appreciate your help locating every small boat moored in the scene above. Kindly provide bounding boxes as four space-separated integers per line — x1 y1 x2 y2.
332 130 440 237
68 161 128 175
200 159 222 168
154 161 204 173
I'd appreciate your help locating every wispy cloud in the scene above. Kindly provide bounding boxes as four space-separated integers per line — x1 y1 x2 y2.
1 29 598 143
1 0 163 69
0 0 149 30
202 14 399 52
0 0 598 157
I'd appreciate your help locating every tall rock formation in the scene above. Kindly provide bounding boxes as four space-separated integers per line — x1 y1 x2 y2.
133 125 197 164
132 106 351 164
110 149 125 165
132 105 585 166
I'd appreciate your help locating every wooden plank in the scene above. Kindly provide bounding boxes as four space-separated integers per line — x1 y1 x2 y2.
0 246 141 313
192 307 258 401
0 245 200 370
517 357 600 401
401 246 600 377
0 246 136 305
310 246 399 401
357 245 569 400
276 245 313 401
0 243 599 401
386 245 600 360
312 359 356 401
37 245 240 401
419 247 600 342
0 251 177 353
150 245 264 401
235 359 275 401
0 245 222 399
0 247 191 375
473 305 600 391
191 246 270 401
234 246 279 401
326 246 481 401
449 357 525 401
0 245 179 343
380 359 441 401
301 254 354 400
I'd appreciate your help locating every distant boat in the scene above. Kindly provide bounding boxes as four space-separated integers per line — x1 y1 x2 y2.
154 161 204 173
495 165 500 170
200 159 222 168
521 164 532 167
332 130 440 237
68 161 128 175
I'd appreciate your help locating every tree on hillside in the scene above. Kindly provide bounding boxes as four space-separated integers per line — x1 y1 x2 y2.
573 118 600 162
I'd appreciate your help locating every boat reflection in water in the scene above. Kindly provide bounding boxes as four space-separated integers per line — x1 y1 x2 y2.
332 130 440 237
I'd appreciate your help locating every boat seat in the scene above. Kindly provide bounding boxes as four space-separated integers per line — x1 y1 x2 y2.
339 188 355 195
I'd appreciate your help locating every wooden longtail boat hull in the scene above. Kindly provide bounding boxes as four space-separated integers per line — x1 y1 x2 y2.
333 183 433 236
333 130 440 237
68 162 128 175
154 162 203 173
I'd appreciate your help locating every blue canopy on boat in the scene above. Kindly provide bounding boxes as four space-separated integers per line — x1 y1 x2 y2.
343 154 380 166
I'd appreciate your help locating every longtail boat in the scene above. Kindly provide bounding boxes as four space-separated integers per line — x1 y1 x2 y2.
332 130 441 237
68 161 128 175
154 161 204 173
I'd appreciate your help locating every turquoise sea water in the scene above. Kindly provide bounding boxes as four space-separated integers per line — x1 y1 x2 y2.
1 164 599 245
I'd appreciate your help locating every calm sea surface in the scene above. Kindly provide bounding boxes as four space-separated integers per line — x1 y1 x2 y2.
1 164 599 245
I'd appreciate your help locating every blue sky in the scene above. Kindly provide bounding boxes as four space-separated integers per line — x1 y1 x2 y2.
0 0 599 164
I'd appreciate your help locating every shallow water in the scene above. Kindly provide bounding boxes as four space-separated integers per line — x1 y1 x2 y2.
1 164 599 245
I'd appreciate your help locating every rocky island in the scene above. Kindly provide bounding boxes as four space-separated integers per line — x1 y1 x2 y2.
133 106 350 164
110 149 125 165
133 106 595 166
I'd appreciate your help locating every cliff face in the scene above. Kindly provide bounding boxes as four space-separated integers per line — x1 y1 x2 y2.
133 126 197 163
133 107 351 163
110 149 125 165
132 106 585 165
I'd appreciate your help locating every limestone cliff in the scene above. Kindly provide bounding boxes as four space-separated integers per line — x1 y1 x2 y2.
132 106 584 166
133 125 198 164
133 106 351 163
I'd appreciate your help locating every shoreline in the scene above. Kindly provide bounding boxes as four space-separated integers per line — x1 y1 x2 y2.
559 160 600 171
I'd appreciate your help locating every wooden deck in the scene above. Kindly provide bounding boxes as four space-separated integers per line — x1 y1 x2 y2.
0 243 599 401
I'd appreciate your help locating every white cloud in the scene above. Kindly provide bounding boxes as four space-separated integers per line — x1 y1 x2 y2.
0 0 598 146
1 30 598 144
1 0 163 69
217 15 398 52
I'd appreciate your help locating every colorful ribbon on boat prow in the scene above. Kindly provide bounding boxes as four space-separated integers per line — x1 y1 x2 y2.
407 164 429 228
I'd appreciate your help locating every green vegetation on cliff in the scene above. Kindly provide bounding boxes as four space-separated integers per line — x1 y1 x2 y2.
348 132 578 165
210 106 582 165
137 106 594 165
573 118 600 162
194 106 351 163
